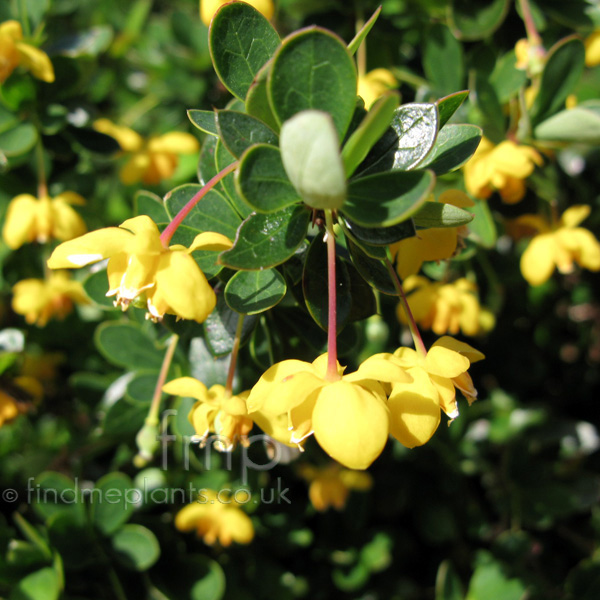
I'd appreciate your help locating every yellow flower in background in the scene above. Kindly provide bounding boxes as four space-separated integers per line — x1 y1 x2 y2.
515 206 600 286
47 215 232 322
299 463 372 511
0 20 54 83
357 68 397 108
200 0 274 27
584 30 600 67
398 276 494 337
175 489 254 546
247 353 411 469
2 192 87 250
0 390 20 426
93 119 199 185
163 377 253 451
514 38 545 75
391 190 473 280
464 137 543 203
12 272 88 327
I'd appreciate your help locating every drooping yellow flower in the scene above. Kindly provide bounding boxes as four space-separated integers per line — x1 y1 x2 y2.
514 38 545 75
299 463 372 512
175 489 254 546
0 20 54 84
0 390 20 427
357 68 397 109
391 190 473 280
398 275 494 337
464 137 543 203
47 215 232 323
515 206 600 286
2 192 87 250
246 353 411 469
200 0 274 27
12 272 88 327
93 119 199 185
585 30 600 67
163 377 253 451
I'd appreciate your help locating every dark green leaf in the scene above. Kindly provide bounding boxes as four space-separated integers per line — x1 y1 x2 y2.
216 110 278 158
83 269 116 309
125 372 158 405
246 60 280 132
68 126 121 154
419 124 482 174
91 473 135 536
134 190 168 222
341 216 415 247
209 1 280 100
437 91 469 129
468 197 497 248
103 398 147 436
224 268 287 314
236 143 301 213
198 135 218 185
0 122 37 157
423 24 464 96
215 139 253 218
346 259 377 322
188 109 218 136
343 170 435 227
268 28 357 139
348 240 396 296
111 524 160 571
449 0 510 41
474 75 505 143
412 202 474 229
30 472 85 523
219 205 310 270
47 512 96 571
435 560 464 600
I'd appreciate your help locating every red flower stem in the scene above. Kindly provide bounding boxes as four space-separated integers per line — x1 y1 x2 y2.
384 252 428 357
224 313 245 398
160 161 238 247
325 211 341 381
518 0 542 45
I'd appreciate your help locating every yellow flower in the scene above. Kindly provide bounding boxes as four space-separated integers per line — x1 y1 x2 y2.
163 377 253 451
464 137 543 203
200 0 274 27
0 20 54 83
47 215 232 322
514 38 545 75
2 191 87 250
299 463 372 512
93 119 199 185
175 489 254 546
357 68 397 109
0 390 20 427
391 190 473 280
12 272 88 327
398 275 494 337
247 353 411 469
585 30 600 67
516 206 600 286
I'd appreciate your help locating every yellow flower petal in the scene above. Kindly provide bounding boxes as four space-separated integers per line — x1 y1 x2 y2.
345 353 412 384
188 232 233 252
585 30 600 67
520 233 556 286
432 336 485 363
0 20 23 40
120 153 151 185
50 199 87 241
93 119 143 152
2 194 37 249
200 0 274 27
163 376 209 401
425 346 470 378
560 205 591 229
15 42 54 82
148 132 199 154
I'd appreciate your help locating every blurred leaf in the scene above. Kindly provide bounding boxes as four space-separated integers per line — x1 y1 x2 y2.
125 373 157 405
0 123 37 157
30 472 85 524
449 0 510 40
224 269 287 315
436 560 465 600
111 524 160 571
534 106 600 143
9 566 60 600
103 398 147 436
47 512 95 571
82 269 116 310
468 197 497 248
413 202 474 228
47 26 113 57
423 24 464 95
565 559 600 600
466 553 526 600
68 126 121 154
474 75 505 143
216 110 278 158
490 51 527 103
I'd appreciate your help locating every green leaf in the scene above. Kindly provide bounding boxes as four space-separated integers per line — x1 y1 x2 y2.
437 91 469 129
449 0 510 41
490 51 527 103
219 205 310 270
91 472 135 536
125 373 157 405
30 472 85 524
134 190 168 222
346 260 377 322
0 122 37 157
466 554 526 600
82 269 116 309
103 398 147 436
534 106 600 143
198 135 218 185
343 170 435 227
268 28 357 139
188 109 218 136
303 234 352 332
468 197 497 248
474 74 505 143
164 184 242 240
236 144 302 213
224 269 287 314
111 524 160 571
342 92 400 177
341 216 416 247
280 110 346 210
216 110 278 158
436 560 465 600
47 26 113 57
347 6 382 55
422 24 464 96
47 512 95 571
215 139 253 218
246 60 280 132
412 202 474 229
10 567 60 600
95 322 164 371
209 1 280 100
530 36 585 126
189 337 231 389
419 124 482 174
347 240 396 296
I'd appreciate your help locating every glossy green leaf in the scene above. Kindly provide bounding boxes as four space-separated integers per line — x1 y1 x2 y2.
342 93 400 177
534 106 600 143
423 24 464 96
219 205 310 270
134 190 168 222
436 91 469 130
530 36 585 126
198 135 219 185
269 28 357 139
83 269 116 309
164 184 242 240
91 472 135 536
11 567 60 600
468 197 497 248
216 110 278 158
347 6 382 55
341 216 415 247
303 233 351 332
224 268 287 314
209 1 280 100
236 144 301 213
346 259 377 322
419 124 482 174
449 0 510 41
215 139 253 218
347 240 396 295
95 322 164 371
111 524 160 571
188 109 218 136
412 202 474 229
0 122 37 157
246 60 279 132
343 170 434 227
280 110 346 210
